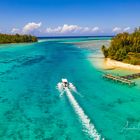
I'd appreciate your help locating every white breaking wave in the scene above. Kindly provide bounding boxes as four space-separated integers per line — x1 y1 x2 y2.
65 88 101 140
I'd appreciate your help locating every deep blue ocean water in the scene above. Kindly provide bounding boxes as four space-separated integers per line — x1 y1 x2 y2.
0 37 140 140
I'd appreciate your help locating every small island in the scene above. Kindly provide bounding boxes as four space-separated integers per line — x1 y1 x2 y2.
102 27 140 65
0 33 38 44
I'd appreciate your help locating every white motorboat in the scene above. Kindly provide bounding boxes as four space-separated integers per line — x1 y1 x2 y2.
57 78 76 93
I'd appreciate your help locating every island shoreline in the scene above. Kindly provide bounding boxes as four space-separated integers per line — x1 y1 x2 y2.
105 58 140 71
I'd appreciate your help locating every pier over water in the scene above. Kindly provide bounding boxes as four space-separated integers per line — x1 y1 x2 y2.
103 73 137 86
121 73 140 80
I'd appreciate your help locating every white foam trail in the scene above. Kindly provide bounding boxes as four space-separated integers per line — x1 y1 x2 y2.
65 88 101 140
69 82 77 92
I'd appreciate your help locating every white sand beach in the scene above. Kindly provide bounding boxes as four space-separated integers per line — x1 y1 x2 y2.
105 58 140 71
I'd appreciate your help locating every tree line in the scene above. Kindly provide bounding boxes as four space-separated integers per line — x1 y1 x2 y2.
102 27 140 65
0 34 38 44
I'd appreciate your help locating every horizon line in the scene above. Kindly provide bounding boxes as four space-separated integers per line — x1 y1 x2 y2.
37 35 114 38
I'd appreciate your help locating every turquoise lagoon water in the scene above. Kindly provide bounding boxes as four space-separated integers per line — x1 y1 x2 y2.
0 37 140 140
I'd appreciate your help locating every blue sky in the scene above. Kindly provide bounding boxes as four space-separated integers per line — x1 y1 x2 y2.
0 0 140 36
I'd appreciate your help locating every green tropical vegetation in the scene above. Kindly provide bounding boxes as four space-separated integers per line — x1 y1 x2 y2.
0 34 38 44
102 27 140 65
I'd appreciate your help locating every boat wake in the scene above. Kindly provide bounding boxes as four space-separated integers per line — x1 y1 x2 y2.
65 88 101 140
57 79 102 140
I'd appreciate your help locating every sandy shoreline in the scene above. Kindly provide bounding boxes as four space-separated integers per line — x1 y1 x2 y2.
105 58 140 71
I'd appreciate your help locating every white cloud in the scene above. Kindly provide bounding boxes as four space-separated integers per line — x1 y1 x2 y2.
61 24 81 33
11 28 20 33
22 22 42 33
46 24 101 34
112 27 132 33
10 23 103 35
46 26 62 33
123 27 131 32
112 27 122 33
82 27 90 32
92 27 100 32
46 24 82 34
81 26 100 33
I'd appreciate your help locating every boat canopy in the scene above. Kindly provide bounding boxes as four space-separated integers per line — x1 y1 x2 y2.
62 78 68 83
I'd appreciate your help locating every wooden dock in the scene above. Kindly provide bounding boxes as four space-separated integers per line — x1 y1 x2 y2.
121 73 140 80
103 74 136 86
